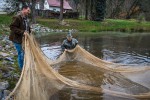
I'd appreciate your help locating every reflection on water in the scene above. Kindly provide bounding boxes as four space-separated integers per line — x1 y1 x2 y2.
38 32 150 100
41 45 62 60
102 49 150 65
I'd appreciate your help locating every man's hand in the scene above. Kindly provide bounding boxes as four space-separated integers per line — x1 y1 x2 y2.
65 49 68 51
24 31 28 35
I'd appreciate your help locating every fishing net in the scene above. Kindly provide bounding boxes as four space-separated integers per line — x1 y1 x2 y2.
6 33 150 100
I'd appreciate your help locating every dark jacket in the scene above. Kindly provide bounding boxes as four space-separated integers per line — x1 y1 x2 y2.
9 13 30 44
61 38 78 51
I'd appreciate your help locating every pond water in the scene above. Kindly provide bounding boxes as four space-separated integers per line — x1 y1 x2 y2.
38 32 150 66
37 32 150 100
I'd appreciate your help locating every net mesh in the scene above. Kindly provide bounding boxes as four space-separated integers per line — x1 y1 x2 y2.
6 34 150 100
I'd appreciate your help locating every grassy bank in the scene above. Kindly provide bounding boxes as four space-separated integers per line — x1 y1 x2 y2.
0 15 12 25
0 14 150 33
0 15 12 35
37 18 150 32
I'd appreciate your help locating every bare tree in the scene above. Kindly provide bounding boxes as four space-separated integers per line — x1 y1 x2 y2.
139 0 150 21
3 0 23 14
110 0 125 18
59 0 64 22
106 0 142 19
39 0 44 9
30 0 36 23
94 0 106 21
89 0 94 20
125 0 139 19
68 0 79 12
85 0 88 20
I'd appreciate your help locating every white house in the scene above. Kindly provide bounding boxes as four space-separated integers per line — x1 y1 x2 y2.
36 0 72 12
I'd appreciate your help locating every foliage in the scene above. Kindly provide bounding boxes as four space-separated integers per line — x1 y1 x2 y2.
3 0 20 14
94 0 106 21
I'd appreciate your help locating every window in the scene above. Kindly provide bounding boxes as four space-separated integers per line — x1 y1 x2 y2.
53 8 56 11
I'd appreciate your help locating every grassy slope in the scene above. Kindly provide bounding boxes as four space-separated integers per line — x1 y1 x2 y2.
0 15 12 25
0 15 12 35
37 18 150 32
0 14 150 33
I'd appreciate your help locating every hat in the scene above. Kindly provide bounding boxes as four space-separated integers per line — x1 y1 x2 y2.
67 32 72 37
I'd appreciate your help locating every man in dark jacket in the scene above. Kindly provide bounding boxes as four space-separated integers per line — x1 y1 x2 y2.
9 5 31 70
61 32 78 51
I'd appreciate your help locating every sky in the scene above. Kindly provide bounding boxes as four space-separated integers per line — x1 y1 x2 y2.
0 0 6 11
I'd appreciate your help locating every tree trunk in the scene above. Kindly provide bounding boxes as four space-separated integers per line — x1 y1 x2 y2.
89 0 93 20
94 0 106 21
85 0 88 20
126 0 139 19
31 0 36 23
139 0 150 21
59 0 64 21
39 0 44 10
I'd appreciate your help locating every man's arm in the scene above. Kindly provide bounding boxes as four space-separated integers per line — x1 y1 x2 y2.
61 40 66 51
10 16 24 35
75 39 78 47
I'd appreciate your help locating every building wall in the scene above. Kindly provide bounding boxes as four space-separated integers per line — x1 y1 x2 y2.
44 0 50 10
49 6 60 12
35 2 40 9
36 0 69 12
36 1 60 12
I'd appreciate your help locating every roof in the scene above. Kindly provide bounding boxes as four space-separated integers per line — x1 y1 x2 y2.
47 0 72 9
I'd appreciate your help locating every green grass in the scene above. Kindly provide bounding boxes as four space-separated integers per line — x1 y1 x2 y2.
37 18 150 32
0 14 150 34
0 14 12 35
0 14 12 25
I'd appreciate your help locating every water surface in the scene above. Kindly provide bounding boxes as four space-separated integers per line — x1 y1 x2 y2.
39 32 150 66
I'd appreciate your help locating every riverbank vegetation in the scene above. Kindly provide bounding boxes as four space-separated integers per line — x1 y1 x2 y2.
0 15 11 35
0 15 150 35
37 18 150 32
